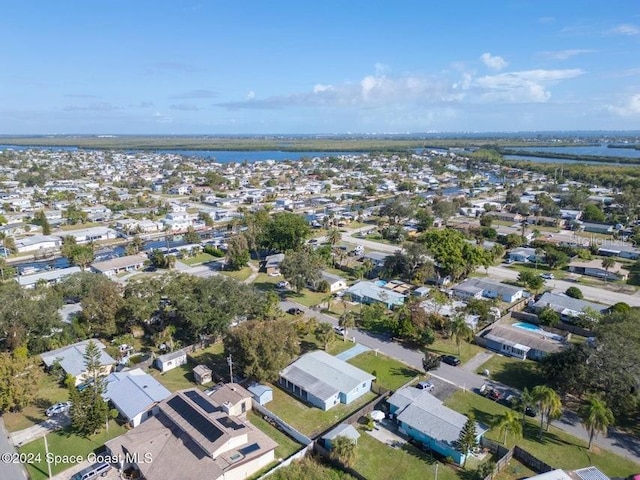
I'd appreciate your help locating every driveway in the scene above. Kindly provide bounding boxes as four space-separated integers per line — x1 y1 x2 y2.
10 414 70 448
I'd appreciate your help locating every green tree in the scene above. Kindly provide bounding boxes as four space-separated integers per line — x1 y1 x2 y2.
494 410 523 446
339 310 356 340
280 248 321 292
326 228 341 246
183 226 201 244
225 235 250 270
582 204 606 223
262 212 310 252
60 236 95 270
32 210 52 235
457 412 478 467
432 200 456 226
69 340 109 436
601 257 615 282
315 322 335 351
545 247 569 269
223 320 300 382
79 277 123 337
0 347 43 412
64 204 88 225
532 385 562 439
538 306 560 327
380 199 413 225
449 315 474 355
578 394 615 451
565 286 583 299
330 435 357 468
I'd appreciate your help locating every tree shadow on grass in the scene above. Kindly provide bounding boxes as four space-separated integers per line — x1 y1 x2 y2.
253 282 277 292
489 362 545 392
389 366 421 379
299 340 318 354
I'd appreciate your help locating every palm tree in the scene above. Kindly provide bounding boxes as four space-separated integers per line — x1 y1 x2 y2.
327 227 341 246
578 395 614 451
494 410 523 446
322 293 334 311
362 258 375 279
601 257 615 283
330 435 357 468
449 315 474 356
339 310 356 341
532 385 563 439
519 387 535 425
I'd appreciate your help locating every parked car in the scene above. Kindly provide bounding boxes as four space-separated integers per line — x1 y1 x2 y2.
416 381 435 392
46 401 71 417
479 383 503 401
276 281 290 289
441 354 461 366
334 325 346 335
287 307 304 315
540 273 555 279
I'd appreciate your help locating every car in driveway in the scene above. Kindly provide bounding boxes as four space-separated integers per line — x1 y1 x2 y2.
334 325 346 335
441 354 461 366
46 401 71 417
276 281 290 289
287 307 304 315
540 273 555 279
416 381 434 392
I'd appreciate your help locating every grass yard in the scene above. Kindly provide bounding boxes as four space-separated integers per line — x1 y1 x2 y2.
251 272 281 291
476 355 547 392
347 351 420 391
354 432 460 480
509 263 567 279
282 288 327 307
181 252 218 265
246 411 303 460
150 363 199 392
220 266 253 282
492 458 537 480
265 384 376 438
426 337 485 365
444 390 640 477
3 374 69 432
20 420 126 480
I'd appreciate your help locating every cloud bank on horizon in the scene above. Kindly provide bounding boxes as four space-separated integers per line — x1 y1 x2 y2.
0 1 639 134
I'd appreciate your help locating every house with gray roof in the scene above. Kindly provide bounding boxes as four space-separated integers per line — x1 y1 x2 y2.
388 387 487 466
530 292 607 323
41 339 115 386
103 368 171 427
264 253 285 276
453 278 525 303
16 266 81 289
346 280 405 309
316 270 347 293
279 350 375 411
155 349 188 373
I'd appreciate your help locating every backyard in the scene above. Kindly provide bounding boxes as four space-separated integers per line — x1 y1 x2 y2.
347 350 420 391
246 411 302 460
444 390 640 477
476 355 547 392
19 420 126 480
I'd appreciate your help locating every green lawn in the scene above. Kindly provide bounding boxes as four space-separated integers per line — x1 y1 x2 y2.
347 351 420 391
444 390 640 477
181 252 218 265
220 266 253 282
252 272 281 291
3 374 69 432
150 363 200 392
20 420 126 480
426 337 485 365
265 384 376 438
492 458 537 480
475 355 547 392
509 263 567 279
354 432 460 480
246 411 303 460
282 288 328 307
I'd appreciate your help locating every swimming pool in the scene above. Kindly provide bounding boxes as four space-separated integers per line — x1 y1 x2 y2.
513 322 541 332
374 280 387 287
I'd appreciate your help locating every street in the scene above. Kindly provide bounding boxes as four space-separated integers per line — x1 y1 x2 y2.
0 418 28 480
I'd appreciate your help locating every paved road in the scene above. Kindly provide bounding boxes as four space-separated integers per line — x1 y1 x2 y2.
280 298 640 463
0 418 28 480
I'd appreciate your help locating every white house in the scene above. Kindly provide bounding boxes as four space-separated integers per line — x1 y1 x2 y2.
317 271 348 293
15 235 62 253
154 349 188 373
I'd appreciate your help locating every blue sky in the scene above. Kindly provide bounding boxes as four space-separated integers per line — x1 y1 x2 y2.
1 1 639 134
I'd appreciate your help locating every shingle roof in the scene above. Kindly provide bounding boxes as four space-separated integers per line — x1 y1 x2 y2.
322 423 361 442
41 340 115 377
532 292 606 315
346 281 405 305
103 368 171 421
280 351 374 401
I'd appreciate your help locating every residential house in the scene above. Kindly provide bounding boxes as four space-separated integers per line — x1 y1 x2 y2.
388 387 487 466
346 281 405 309
279 350 375 411
41 340 115 386
452 278 525 303
208 383 253 416
528 467 611 480
598 244 640 260
487 211 523 223
321 423 360 450
14 235 62 253
507 247 544 264
163 212 193 232
16 266 82 289
579 222 615 235
90 253 148 277
155 349 188 373
316 271 348 293
103 368 171 427
105 388 278 480
530 292 608 323
264 253 285 276
568 259 629 281
476 323 566 360
63 226 118 244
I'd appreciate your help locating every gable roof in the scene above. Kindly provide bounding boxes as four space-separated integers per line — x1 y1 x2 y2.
346 281 405 304
280 351 374 401
103 368 171 420
531 292 607 316
41 340 115 377
389 387 487 446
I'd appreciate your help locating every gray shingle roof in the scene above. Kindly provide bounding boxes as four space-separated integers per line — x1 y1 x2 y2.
531 292 606 315
103 368 171 420
41 340 115 377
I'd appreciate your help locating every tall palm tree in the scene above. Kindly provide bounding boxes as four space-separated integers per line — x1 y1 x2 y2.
601 257 615 283
494 410 523 446
327 227 341 246
578 395 614 451
532 385 563 439
448 315 474 355
519 387 535 425
339 310 356 341
362 258 375 279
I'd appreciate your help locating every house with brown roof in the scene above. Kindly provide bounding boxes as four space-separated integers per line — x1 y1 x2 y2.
105 388 277 480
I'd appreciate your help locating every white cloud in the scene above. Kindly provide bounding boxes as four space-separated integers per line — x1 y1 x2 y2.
610 24 640 36
480 53 508 71
540 49 595 60
313 84 333 94
608 94 640 116
246 90 255 100
169 103 200 111
474 69 584 103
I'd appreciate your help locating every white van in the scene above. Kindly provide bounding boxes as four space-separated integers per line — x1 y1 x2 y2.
71 462 111 480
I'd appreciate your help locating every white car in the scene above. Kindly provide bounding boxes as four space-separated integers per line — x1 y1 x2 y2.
46 401 71 417
276 281 290 289
540 273 555 280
